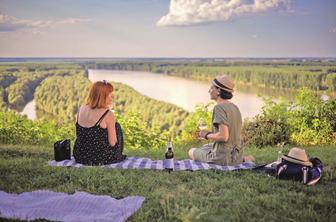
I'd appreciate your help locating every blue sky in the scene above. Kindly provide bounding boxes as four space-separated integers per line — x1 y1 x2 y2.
0 0 335 57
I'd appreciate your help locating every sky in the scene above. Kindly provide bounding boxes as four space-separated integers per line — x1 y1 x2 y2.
0 0 335 57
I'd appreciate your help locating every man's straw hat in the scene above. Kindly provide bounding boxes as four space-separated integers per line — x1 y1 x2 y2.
212 75 234 93
282 147 312 167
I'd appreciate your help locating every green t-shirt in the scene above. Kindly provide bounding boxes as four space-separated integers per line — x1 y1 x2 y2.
210 102 243 165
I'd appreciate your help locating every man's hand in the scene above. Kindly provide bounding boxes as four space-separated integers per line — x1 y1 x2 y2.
198 130 210 140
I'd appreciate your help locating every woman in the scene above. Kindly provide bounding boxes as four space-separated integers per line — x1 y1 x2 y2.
188 75 243 166
74 80 126 165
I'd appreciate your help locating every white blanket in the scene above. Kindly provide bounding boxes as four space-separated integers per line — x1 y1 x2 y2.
0 190 145 222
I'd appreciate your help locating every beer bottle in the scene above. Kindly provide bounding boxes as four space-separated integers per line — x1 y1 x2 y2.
164 137 174 172
302 167 308 184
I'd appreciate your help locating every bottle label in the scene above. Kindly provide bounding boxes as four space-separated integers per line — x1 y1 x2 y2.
164 158 174 170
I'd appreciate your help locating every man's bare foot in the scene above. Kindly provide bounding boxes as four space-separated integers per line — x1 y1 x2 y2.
243 155 255 162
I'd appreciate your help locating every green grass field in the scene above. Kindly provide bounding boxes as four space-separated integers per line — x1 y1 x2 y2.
1 143 336 222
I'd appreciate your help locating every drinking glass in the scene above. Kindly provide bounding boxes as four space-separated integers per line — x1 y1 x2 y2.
277 150 283 163
198 118 207 131
198 118 210 146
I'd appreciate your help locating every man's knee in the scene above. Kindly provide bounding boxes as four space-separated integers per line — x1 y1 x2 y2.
188 148 196 159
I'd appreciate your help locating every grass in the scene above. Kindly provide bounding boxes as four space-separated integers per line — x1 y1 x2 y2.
1 143 336 222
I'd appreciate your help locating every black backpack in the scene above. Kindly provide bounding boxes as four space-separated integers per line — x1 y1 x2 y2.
253 158 323 185
276 158 323 185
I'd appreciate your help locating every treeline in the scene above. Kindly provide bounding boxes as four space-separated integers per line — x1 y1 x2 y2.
7 74 50 110
326 73 336 92
0 64 170 148
0 63 190 136
1 62 335 147
1 89 335 147
113 82 189 134
85 61 336 93
34 73 189 135
35 73 89 122
0 63 83 111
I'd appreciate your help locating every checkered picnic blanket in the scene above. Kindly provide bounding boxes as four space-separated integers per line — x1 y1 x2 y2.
49 156 255 171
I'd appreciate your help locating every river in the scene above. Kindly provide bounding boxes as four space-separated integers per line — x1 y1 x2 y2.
88 70 264 119
21 70 265 120
21 100 36 120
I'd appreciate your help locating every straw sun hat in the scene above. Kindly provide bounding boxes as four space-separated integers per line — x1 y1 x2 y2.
282 147 312 167
212 75 234 93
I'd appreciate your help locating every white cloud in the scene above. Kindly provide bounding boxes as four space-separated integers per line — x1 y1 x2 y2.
0 13 90 32
157 0 291 27
329 27 336 33
55 18 91 25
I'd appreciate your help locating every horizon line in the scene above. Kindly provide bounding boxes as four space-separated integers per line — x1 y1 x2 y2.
1 56 336 59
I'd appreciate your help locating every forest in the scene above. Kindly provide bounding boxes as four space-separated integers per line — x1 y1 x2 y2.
0 63 83 111
0 62 189 148
84 60 336 93
0 60 335 148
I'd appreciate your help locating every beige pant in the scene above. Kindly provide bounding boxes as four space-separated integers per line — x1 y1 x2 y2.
192 143 244 166
192 143 214 163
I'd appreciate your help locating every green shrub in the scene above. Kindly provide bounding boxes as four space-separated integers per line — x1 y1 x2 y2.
117 112 168 150
0 111 75 145
242 97 291 147
242 116 290 147
288 88 336 145
0 110 168 150
179 103 212 142
242 88 336 147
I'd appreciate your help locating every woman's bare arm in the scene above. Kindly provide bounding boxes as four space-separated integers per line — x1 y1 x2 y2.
105 111 117 146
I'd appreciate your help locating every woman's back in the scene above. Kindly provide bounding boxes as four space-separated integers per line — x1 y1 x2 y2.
74 105 125 165
77 105 108 128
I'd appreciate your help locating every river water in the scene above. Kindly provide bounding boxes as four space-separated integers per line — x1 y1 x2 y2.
20 100 36 120
89 70 264 119
21 70 265 120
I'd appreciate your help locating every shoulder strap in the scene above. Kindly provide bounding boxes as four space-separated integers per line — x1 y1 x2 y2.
95 109 110 126
76 106 81 123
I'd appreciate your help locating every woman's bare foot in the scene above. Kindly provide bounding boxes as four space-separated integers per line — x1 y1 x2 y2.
243 155 255 162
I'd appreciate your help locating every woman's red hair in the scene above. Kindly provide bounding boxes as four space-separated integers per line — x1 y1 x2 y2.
86 81 113 109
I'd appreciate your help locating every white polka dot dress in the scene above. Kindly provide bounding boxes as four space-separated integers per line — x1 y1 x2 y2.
73 109 126 165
